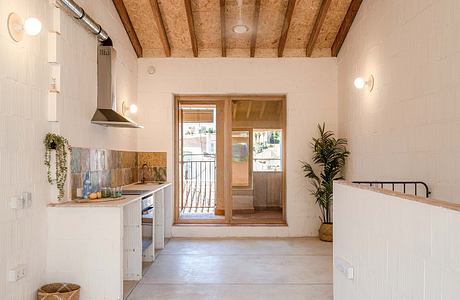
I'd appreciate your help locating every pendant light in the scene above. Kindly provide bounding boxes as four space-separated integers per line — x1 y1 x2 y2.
232 0 249 34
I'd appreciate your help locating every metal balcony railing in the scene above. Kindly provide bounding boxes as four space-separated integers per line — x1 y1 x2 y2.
180 154 216 213
352 181 431 198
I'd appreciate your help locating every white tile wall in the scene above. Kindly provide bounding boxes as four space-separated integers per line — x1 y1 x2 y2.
137 58 338 237
0 0 50 298
0 0 138 298
337 0 460 203
333 182 460 300
56 0 139 151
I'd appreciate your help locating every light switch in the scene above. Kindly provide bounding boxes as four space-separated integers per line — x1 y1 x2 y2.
22 192 32 208
334 257 354 280
9 197 23 209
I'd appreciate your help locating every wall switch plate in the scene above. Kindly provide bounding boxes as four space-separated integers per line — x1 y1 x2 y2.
8 265 26 282
334 257 354 280
9 197 23 209
76 188 82 198
22 192 32 208
10 193 32 209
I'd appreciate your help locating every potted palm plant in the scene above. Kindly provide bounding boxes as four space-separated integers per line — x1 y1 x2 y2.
301 123 349 242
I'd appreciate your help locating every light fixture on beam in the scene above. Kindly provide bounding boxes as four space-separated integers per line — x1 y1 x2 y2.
232 0 249 34
354 75 374 92
8 13 42 42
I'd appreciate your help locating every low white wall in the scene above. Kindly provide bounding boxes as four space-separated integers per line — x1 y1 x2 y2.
333 182 460 300
137 58 338 237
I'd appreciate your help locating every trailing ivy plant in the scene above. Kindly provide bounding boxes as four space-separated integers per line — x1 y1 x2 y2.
301 123 349 224
44 133 71 201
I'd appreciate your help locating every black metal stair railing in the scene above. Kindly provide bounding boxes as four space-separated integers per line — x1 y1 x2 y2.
352 181 431 198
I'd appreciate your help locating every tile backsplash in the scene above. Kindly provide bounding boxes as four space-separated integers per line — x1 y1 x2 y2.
70 148 167 199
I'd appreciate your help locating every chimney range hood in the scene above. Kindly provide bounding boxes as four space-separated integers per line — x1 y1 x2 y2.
57 0 142 128
91 44 143 128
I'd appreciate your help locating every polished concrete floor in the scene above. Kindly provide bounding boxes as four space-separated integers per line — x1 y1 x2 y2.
126 238 333 300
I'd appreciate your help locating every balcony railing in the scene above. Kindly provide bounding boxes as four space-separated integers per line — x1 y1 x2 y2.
180 154 216 213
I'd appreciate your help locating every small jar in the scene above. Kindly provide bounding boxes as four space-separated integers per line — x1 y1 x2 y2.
116 186 123 197
101 187 109 198
110 187 117 198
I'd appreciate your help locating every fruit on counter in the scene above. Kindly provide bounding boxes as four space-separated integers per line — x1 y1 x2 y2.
89 192 98 200
97 191 102 199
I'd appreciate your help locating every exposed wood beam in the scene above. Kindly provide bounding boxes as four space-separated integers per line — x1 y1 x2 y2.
305 0 332 57
259 101 267 119
331 0 363 57
250 0 261 57
112 0 143 58
233 102 238 119
246 101 252 119
148 0 171 57
278 0 297 57
184 0 198 57
220 0 226 57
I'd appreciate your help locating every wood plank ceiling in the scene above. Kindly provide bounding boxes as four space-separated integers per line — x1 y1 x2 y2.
116 0 361 58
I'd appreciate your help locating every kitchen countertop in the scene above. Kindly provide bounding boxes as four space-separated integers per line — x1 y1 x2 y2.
48 182 172 208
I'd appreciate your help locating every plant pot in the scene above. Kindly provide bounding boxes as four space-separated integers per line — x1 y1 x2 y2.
37 283 80 300
319 223 333 242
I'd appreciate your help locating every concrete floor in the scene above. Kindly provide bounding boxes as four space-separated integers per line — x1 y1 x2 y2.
127 238 333 300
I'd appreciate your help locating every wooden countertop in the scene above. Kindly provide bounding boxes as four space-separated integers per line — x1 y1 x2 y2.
48 182 172 208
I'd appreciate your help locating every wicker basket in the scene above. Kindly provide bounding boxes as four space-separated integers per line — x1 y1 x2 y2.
319 223 333 242
37 283 80 300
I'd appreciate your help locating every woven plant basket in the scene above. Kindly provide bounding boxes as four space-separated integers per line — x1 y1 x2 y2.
319 223 333 242
37 283 80 300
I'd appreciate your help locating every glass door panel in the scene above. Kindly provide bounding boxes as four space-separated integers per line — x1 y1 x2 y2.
177 103 223 221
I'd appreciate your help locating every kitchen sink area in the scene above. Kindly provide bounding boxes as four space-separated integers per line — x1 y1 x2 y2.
47 182 172 299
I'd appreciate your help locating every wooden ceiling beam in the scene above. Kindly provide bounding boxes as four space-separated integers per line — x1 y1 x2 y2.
305 0 332 57
278 0 297 57
250 0 261 57
112 0 143 58
246 101 252 119
259 101 266 119
184 0 198 57
220 0 226 57
331 0 363 57
148 0 171 57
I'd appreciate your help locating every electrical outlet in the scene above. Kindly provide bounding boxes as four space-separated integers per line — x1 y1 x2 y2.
9 197 23 209
8 265 26 282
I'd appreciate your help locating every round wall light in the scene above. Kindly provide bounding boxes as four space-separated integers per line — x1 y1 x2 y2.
24 17 42 36
354 75 374 92
129 104 138 114
8 13 42 42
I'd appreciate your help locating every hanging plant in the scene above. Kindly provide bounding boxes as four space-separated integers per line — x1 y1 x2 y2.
44 133 72 201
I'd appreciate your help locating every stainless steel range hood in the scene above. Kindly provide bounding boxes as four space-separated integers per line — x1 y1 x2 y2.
91 45 143 128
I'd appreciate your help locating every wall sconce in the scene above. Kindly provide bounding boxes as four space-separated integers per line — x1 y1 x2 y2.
8 13 42 42
122 102 138 115
354 75 374 92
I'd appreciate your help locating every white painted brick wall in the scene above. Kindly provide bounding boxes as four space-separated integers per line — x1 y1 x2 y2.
334 182 460 300
0 0 138 298
0 0 49 298
337 0 460 203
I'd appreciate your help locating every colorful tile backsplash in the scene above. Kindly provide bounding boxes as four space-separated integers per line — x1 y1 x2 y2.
70 148 167 199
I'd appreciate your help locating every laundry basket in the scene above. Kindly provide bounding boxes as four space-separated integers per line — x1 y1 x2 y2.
37 283 80 300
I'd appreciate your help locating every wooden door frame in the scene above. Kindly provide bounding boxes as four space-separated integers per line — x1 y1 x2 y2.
173 94 287 225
